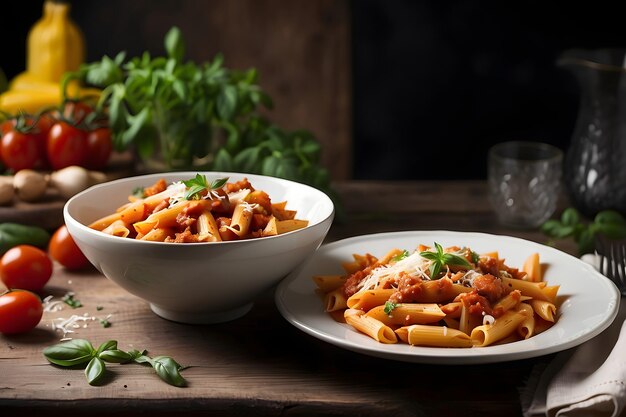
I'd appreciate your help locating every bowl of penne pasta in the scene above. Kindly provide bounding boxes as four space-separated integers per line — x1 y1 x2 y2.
63 171 335 324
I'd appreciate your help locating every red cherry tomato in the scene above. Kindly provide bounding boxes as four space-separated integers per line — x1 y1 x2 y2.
0 130 40 171
0 114 55 168
48 225 90 270
62 101 94 125
85 127 113 169
0 290 43 334
47 121 88 170
0 245 53 292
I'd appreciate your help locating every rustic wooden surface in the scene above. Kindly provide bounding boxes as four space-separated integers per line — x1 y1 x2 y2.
0 180 577 417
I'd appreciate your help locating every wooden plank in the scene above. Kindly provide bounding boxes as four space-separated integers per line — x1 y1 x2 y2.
0 180 575 416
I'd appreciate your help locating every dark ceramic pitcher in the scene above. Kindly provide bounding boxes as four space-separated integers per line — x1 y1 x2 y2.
558 49 626 217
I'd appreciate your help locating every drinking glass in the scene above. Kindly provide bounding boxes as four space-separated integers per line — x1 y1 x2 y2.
488 141 563 228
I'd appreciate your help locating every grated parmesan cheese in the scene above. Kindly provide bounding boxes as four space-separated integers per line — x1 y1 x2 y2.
42 295 64 312
51 312 113 340
356 251 431 293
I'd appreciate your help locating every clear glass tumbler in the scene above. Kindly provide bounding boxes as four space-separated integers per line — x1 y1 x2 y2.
488 141 563 228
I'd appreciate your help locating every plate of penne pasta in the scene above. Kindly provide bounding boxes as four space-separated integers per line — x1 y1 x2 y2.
275 230 621 363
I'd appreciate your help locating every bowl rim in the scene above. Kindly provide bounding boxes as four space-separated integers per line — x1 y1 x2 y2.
64 171 335 247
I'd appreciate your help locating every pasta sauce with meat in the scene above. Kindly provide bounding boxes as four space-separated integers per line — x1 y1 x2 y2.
89 175 309 243
313 243 560 348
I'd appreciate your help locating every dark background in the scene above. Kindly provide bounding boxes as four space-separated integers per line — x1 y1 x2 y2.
3 0 625 180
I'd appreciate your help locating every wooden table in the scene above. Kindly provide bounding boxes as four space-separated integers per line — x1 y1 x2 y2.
0 180 576 417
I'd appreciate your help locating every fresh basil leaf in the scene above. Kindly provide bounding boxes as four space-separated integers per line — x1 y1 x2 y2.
217 84 238 120
85 357 106 385
429 262 442 279
561 208 580 227
99 349 133 364
391 250 409 262
96 340 118 355
261 155 280 177
419 251 439 261
210 177 228 189
233 147 261 173
62 292 82 308
133 354 153 365
165 26 184 62
43 339 95 367
213 148 233 171
85 55 123 86
151 356 186 387
384 301 398 315
578 228 595 255
442 253 471 268
595 210 626 226
127 349 148 361
470 251 480 264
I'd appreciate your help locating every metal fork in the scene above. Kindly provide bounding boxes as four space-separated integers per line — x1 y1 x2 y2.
595 234 626 295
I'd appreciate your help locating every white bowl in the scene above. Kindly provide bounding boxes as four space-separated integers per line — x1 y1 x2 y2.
64 171 334 324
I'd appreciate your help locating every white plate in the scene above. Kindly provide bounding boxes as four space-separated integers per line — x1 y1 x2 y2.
275 230 621 364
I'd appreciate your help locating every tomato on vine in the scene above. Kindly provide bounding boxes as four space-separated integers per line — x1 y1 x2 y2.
0 129 40 171
47 120 88 170
0 290 43 334
85 127 113 170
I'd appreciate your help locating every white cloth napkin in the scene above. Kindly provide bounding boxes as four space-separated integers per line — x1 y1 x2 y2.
522 254 626 417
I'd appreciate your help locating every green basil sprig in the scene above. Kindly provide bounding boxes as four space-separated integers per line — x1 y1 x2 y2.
63 26 332 198
541 208 626 255
419 242 472 279
43 339 187 387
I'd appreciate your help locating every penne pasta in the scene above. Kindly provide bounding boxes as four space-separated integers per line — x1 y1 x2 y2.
395 324 473 348
344 309 397 344
529 299 557 322
315 242 561 349
313 275 346 293
89 175 307 243
347 289 395 311
516 303 536 339
101 219 130 238
365 303 445 326
470 310 526 347
324 287 348 312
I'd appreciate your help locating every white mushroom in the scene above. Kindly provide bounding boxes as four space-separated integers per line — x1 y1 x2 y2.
13 169 47 202
0 176 14 205
49 165 107 199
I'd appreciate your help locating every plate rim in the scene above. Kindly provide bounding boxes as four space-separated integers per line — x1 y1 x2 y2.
275 230 621 364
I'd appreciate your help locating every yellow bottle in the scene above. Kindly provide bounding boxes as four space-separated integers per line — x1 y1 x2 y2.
0 0 96 115
27 0 85 83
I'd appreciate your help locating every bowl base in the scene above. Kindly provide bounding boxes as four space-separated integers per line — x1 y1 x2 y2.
150 302 253 324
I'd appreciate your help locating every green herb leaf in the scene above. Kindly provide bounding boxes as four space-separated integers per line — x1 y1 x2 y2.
182 174 229 200
384 301 398 315
541 208 626 255
85 357 106 385
419 242 470 279
127 349 147 361
96 340 118 355
391 250 409 262
151 356 187 387
470 251 480 264
43 339 95 367
99 349 133 364
164 26 184 62
62 292 82 308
